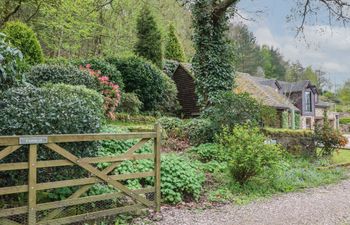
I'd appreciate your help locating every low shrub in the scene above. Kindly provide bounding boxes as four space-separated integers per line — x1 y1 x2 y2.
218 125 283 185
159 154 205 204
314 122 347 157
25 64 99 89
113 113 156 123
203 92 262 135
183 119 213 145
72 58 124 90
157 117 183 132
80 65 121 120
117 93 143 114
189 143 224 162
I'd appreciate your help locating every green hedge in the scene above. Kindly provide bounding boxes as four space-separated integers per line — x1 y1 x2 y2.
0 83 104 186
25 64 99 89
263 127 313 137
340 117 350 125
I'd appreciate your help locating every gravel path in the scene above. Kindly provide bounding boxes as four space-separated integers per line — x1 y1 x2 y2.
153 178 350 225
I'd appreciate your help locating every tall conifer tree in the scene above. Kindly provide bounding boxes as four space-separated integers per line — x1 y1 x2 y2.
135 5 163 68
165 24 185 62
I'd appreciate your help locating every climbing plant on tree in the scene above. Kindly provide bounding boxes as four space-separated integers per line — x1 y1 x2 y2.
191 0 237 107
135 4 163 68
165 24 186 62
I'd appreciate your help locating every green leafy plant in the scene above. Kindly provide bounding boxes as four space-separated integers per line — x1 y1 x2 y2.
117 92 143 114
135 5 163 68
2 21 44 65
159 154 205 204
107 56 178 112
189 143 224 162
314 111 348 157
203 91 262 134
0 84 104 188
0 32 23 91
183 119 213 145
165 24 185 62
218 125 283 185
25 64 99 89
72 58 124 90
282 111 289 129
191 0 234 106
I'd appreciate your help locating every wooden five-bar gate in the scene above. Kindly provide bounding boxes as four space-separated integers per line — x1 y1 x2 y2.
0 124 161 225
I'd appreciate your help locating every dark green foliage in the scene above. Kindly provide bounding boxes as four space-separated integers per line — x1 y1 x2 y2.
189 143 224 162
117 92 143 114
135 5 163 68
25 64 99 89
165 24 185 62
0 32 23 91
0 84 104 187
218 125 283 184
107 56 178 112
183 119 213 145
203 91 262 134
0 83 104 136
192 0 234 106
71 58 124 89
2 21 44 65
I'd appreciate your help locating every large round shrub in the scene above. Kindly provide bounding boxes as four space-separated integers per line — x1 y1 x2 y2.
25 64 99 89
71 58 124 90
107 56 178 112
2 21 44 65
0 84 104 187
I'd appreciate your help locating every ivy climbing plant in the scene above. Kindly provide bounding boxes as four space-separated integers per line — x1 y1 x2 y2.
191 0 238 107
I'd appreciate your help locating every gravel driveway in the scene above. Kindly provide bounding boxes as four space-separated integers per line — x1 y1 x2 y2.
150 178 350 225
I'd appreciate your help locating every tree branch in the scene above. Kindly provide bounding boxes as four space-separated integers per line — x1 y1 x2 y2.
213 0 240 18
0 0 23 27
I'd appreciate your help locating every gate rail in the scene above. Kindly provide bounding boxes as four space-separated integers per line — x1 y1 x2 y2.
0 124 161 225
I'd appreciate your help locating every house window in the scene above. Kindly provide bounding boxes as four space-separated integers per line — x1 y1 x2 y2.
305 91 312 112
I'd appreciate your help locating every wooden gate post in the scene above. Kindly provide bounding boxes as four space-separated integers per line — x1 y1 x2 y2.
28 145 37 225
154 123 161 212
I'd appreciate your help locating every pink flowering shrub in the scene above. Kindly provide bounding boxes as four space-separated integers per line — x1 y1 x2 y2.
80 64 121 120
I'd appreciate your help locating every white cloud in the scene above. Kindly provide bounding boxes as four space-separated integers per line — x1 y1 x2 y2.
245 22 350 86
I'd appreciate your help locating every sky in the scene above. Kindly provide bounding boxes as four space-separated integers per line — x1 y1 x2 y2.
236 0 350 90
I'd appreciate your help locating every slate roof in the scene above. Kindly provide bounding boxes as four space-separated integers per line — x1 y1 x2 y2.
235 72 300 111
315 101 333 108
278 80 318 94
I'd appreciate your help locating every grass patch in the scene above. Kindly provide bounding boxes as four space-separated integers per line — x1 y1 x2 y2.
205 156 347 205
107 120 154 130
331 149 350 164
